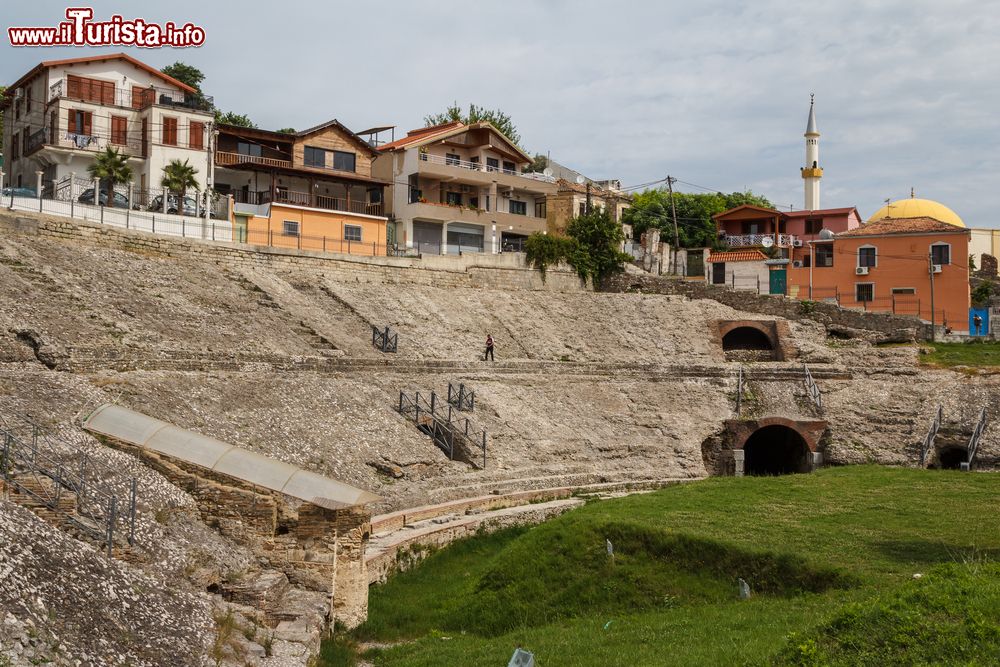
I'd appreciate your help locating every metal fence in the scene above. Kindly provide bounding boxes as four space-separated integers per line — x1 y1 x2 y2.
397 390 487 469
920 404 943 467
802 364 823 414
447 383 476 412
373 326 398 353
0 412 137 556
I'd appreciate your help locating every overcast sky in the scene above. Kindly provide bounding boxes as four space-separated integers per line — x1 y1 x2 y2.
3 1 999 226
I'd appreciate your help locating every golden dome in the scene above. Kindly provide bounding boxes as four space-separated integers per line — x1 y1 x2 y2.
867 198 964 227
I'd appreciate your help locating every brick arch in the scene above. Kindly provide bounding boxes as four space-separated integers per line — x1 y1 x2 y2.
715 319 796 361
731 417 823 453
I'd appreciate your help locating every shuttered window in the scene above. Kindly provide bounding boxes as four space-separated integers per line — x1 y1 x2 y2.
111 116 128 146
163 117 178 145
67 74 115 105
132 85 154 109
189 121 204 150
68 109 93 135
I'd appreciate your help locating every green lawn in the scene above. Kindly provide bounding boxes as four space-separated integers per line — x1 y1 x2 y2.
921 340 1000 369
324 467 1000 666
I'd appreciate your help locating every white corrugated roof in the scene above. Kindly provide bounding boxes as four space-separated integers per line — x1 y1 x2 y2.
83 404 379 509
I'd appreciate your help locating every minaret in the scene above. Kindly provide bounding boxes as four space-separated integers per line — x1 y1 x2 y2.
801 94 822 210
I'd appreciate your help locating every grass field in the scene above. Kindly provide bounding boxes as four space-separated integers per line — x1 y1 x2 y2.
323 467 1000 666
921 340 1000 369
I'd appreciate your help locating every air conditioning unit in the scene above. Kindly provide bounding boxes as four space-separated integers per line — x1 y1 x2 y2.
793 260 803 268
855 266 869 275
932 264 943 274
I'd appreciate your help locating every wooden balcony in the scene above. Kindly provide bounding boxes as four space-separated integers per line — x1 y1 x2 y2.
216 151 293 169
233 188 384 218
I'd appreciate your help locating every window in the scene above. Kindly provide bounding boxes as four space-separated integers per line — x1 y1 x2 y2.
162 117 178 146
67 74 115 105
237 141 262 157
282 220 299 236
344 224 362 242
814 243 834 267
801 254 811 268
111 116 128 146
579 202 587 216
931 244 950 266
446 192 462 206
333 150 356 172
446 153 461 166
11 131 18 160
189 121 204 150
469 196 479 209
369 188 383 204
741 222 762 235
132 85 154 109
858 245 877 268
503 160 516 175
535 201 546 218
892 287 916 295
486 157 499 172
804 218 823 234
304 146 326 168
510 200 527 216
14 99 21 120
68 109 93 136
855 283 874 303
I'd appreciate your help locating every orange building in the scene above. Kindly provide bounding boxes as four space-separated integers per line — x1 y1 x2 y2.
787 215 971 334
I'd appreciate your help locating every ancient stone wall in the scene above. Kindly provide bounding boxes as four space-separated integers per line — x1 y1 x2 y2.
0 211 586 293
96 435 371 627
603 273 933 339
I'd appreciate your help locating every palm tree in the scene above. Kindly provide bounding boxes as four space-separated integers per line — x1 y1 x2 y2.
87 147 132 206
160 158 200 206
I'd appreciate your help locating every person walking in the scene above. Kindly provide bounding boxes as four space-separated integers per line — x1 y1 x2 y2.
974 313 983 336
484 334 495 361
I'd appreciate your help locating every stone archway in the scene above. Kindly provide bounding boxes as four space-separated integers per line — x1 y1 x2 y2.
715 320 792 362
742 424 811 475
935 446 968 470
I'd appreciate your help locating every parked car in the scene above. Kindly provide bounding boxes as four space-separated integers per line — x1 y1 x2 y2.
1 187 38 198
148 193 199 216
78 188 130 208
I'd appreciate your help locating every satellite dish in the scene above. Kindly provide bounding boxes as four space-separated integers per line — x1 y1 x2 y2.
575 175 586 185
761 236 774 248
542 167 553 177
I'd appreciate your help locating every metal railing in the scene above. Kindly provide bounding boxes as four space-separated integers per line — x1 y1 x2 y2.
0 413 137 556
447 383 476 412
216 152 293 169
920 404 943 467
50 78 214 112
725 233 796 248
417 152 557 184
802 364 823 414
373 326 398 353
397 390 487 469
966 407 988 470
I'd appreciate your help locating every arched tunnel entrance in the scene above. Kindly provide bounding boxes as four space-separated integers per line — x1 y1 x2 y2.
936 446 968 470
721 326 776 361
743 425 810 475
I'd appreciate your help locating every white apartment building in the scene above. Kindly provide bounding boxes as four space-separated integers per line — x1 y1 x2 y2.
373 121 557 254
2 53 213 201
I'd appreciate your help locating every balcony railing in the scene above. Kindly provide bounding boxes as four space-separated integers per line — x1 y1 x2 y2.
233 189 384 217
23 127 143 156
25 128 48 156
49 79 214 112
725 233 797 248
216 151 293 169
421 151 505 172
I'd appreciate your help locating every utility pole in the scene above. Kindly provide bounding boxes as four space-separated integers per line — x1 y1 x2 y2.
203 121 215 235
667 176 680 275
928 250 936 342
585 182 592 214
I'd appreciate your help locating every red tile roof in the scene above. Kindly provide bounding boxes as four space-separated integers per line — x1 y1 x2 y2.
707 249 768 262
376 121 464 151
5 52 197 95
836 217 968 237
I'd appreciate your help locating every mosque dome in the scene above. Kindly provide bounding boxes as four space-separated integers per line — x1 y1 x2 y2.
867 197 964 228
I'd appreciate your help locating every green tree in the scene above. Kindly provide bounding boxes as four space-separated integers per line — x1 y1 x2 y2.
277 127 296 134
214 110 257 128
566 207 632 284
523 153 549 174
161 158 200 201
86 147 132 206
424 102 521 146
160 62 205 92
623 189 773 248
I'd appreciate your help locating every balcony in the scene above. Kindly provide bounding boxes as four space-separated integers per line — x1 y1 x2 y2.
25 127 143 157
405 199 547 233
49 79 214 113
725 233 797 248
216 151 293 169
416 152 557 192
234 189 384 218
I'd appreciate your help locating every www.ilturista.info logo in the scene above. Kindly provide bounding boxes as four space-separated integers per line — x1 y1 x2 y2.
8 7 206 48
